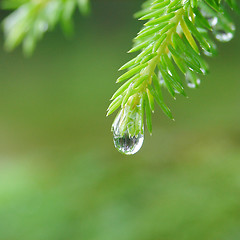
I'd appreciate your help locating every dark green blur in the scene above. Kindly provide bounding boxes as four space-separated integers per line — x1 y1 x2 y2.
0 1 240 239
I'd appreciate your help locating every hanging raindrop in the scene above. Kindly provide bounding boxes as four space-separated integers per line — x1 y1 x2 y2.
213 23 235 42
113 131 144 155
112 110 144 155
214 30 234 42
200 9 218 27
208 17 218 27
185 71 201 88
158 71 165 86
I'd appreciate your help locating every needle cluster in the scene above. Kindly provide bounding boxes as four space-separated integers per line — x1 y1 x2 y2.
108 0 239 137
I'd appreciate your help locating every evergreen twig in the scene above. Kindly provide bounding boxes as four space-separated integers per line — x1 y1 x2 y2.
0 0 239 153
108 0 239 141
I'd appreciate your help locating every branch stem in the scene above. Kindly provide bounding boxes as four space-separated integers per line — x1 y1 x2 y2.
141 8 184 90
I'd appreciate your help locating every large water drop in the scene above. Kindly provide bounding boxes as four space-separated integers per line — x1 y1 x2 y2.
113 131 144 155
112 111 144 155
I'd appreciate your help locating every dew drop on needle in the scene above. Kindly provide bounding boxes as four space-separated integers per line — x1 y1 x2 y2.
113 131 144 155
112 111 144 155
214 30 234 42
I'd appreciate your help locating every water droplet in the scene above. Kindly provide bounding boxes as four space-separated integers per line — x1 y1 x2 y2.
200 10 218 27
185 72 201 89
213 23 235 43
113 132 144 155
214 30 233 42
202 41 217 57
158 72 165 86
112 110 144 155
187 82 196 88
37 21 49 33
209 17 218 27
203 50 212 57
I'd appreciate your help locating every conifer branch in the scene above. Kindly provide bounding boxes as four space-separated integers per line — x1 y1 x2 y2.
108 0 239 145
0 0 239 154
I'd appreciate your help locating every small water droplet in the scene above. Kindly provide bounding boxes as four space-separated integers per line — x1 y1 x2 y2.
214 30 233 42
159 79 164 86
185 71 201 89
202 41 217 57
187 82 196 88
209 17 218 27
113 132 144 155
158 72 165 86
213 23 235 43
37 21 49 33
203 50 212 57
200 10 218 27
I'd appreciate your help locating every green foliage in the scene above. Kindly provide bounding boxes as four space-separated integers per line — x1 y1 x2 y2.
0 0 239 144
108 0 239 138
1 0 90 56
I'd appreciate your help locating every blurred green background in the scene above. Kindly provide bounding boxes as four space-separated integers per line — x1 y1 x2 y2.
0 1 240 239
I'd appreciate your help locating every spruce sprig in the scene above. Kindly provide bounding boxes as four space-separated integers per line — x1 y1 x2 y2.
108 0 239 138
0 0 239 153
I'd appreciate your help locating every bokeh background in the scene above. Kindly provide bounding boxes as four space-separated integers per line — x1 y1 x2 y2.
0 1 240 239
